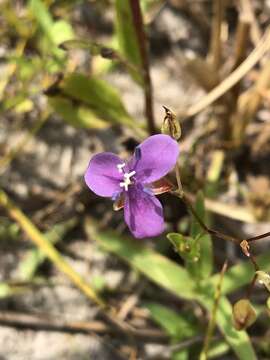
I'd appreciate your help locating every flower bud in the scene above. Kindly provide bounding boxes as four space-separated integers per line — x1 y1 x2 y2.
233 299 256 330
161 106 181 140
240 240 250 257
256 271 270 292
267 297 270 310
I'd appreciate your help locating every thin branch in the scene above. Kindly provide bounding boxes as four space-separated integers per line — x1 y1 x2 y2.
171 159 270 267
246 231 270 243
172 187 240 244
129 0 156 134
246 273 258 300
0 310 167 342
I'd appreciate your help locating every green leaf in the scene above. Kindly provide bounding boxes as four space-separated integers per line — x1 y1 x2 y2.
190 191 205 239
58 73 138 129
209 250 270 295
29 0 74 46
91 275 107 293
89 225 257 360
29 0 74 60
173 351 188 360
49 96 109 129
197 294 257 360
86 225 196 300
59 39 102 52
0 219 20 241
115 0 143 84
167 233 200 263
145 302 198 340
50 20 74 46
190 192 213 279
208 340 230 359
29 0 54 40
0 283 13 298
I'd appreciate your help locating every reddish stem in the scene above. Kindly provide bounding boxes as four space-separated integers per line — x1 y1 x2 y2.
129 0 156 134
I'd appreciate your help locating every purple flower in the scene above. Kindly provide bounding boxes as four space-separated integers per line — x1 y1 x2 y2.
84 134 179 238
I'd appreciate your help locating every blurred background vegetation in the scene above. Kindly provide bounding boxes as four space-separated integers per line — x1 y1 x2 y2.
1 0 270 359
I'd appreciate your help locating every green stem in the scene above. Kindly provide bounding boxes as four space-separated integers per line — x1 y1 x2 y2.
200 261 228 360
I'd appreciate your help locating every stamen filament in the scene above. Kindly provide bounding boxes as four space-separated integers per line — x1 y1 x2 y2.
117 163 126 173
119 170 136 191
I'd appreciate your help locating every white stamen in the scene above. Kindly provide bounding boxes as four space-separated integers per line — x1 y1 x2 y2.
119 170 136 191
117 163 126 173
124 170 136 179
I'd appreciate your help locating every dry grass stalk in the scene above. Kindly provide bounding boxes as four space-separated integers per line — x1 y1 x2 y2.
231 59 270 144
207 0 225 71
239 0 262 46
232 16 251 71
186 28 270 119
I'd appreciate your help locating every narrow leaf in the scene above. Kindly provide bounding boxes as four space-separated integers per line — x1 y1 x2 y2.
0 189 104 307
86 224 196 300
48 96 109 129
89 224 257 359
29 0 74 51
145 302 198 340
55 73 138 129
190 192 213 278
115 0 143 84
18 218 77 280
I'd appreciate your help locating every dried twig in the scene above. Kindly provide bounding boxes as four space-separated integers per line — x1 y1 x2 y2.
0 310 168 342
231 59 270 143
232 17 251 71
207 0 224 71
186 28 270 118
239 0 262 46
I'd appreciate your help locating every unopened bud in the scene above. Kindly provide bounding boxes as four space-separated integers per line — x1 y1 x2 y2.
161 106 181 140
240 240 250 257
256 271 270 292
233 299 257 330
267 297 270 310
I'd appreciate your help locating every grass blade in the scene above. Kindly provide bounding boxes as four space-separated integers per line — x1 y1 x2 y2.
0 189 104 307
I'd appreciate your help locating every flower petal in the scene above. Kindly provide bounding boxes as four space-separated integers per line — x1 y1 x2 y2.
130 134 179 183
124 185 165 238
84 152 123 197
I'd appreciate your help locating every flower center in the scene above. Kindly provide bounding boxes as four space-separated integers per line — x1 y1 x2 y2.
117 163 136 191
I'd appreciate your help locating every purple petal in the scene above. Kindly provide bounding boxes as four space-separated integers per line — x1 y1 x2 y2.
129 134 179 183
124 185 165 238
84 152 123 197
